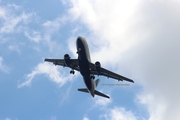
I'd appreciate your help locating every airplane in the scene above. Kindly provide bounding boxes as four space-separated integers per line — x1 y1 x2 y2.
44 36 134 99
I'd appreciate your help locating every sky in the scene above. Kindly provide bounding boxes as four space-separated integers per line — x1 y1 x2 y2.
0 0 180 120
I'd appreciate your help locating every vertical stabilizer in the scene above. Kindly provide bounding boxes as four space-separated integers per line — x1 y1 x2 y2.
95 79 100 88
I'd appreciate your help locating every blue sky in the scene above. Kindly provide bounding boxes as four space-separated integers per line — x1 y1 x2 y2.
1 0 180 120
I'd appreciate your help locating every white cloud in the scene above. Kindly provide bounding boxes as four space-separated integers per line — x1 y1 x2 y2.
67 0 180 120
0 3 67 53
0 11 34 34
100 107 136 120
0 3 35 39
82 116 89 120
137 93 166 120
0 57 9 73
126 1 180 119
0 7 6 18
43 18 62 34
94 94 111 106
67 0 142 64
67 36 79 57
18 62 73 88
24 30 42 43
40 17 68 52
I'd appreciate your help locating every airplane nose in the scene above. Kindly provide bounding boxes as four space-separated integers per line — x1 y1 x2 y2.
77 36 83 40
76 36 82 47
76 36 83 44
76 36 85 52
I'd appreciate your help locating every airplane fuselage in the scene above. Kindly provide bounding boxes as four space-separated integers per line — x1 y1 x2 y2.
45 36 133 98
76 36 95 97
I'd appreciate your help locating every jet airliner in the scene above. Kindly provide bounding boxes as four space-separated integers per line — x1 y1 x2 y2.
45 36 134 98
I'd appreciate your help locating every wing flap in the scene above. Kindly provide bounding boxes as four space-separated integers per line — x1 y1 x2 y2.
89 62 134 83
101 67 134 83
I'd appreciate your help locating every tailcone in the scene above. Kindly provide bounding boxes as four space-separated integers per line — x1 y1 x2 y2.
90 89 95 97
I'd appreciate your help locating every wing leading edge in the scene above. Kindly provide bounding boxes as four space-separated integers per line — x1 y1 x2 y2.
44 59 134 83
44 58 80 71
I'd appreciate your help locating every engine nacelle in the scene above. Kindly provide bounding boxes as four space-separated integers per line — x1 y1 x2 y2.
64 54 70 66
95 61 101 75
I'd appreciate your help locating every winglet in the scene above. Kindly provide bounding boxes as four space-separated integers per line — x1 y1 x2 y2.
130 79 134 83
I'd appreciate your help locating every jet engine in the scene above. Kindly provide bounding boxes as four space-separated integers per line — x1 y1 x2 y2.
64 54 70 66
95 61 101 75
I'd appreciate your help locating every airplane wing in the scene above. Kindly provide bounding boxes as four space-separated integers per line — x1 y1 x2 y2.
89 62 134 83
44 59 80 71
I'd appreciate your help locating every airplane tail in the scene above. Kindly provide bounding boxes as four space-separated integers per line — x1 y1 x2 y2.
78 88 110 99
95 79 100 88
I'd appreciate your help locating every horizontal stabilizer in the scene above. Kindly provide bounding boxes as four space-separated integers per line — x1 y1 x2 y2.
95 90 110 99
78 88 89 93
78 88 110 99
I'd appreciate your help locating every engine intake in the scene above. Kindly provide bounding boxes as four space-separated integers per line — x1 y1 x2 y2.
64 54 70 66
95 61 101 75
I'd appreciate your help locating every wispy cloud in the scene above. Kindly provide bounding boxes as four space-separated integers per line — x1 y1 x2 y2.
41 16 68 52
0 2 69 54
42 18 63 34
59 85 72 105
8 44 21 53
23 16 68 52
24 30 41 43
0 7 34 34
18 62 73 88
0 2 36 46
0 57 9 73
